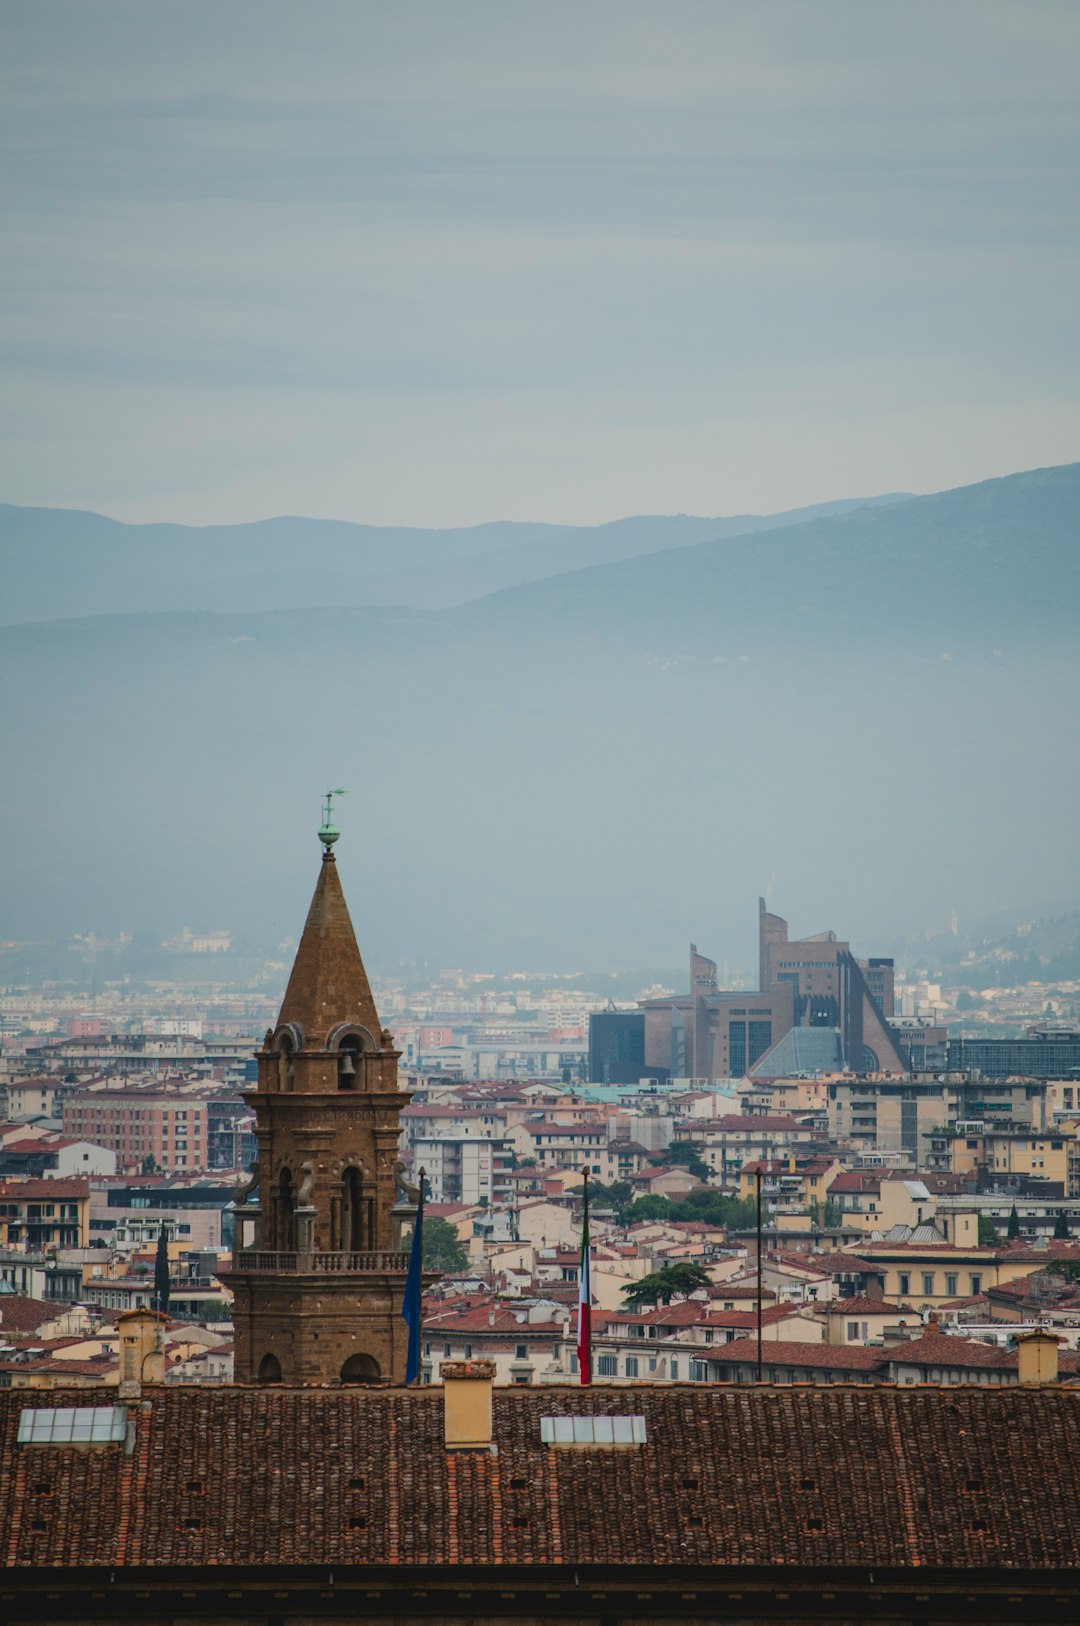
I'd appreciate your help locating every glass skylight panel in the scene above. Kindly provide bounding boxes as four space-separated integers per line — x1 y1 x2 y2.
17 1406 128 1446
540 1414 646 1446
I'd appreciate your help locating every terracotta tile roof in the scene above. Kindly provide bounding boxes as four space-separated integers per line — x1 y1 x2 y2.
723 1337 887 1371
0 1296 57 1334
831 1295 906 1315
710 1114 807 1132
790 1252 874 1274
0 1177 90 1200
887 1334 1080 1375
423 1306 568 1335
4 1384 1080 1570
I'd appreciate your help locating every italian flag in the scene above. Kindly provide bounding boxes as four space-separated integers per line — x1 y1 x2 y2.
577 1174 592 1384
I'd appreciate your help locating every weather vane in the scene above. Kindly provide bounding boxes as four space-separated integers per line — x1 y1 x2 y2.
318 787 346 849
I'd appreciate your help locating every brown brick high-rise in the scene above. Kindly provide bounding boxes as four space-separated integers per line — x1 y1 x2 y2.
229 831 415 1384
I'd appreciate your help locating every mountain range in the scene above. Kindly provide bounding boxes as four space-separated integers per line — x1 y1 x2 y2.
0 493 907 623
2 462 1077 970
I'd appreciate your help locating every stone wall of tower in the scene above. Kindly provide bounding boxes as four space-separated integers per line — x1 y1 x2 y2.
251 1035 407 1256
229 842 421 1386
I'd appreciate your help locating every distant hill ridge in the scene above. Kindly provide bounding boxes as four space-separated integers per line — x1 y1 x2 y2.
0 458 1077 966
0 491 908 625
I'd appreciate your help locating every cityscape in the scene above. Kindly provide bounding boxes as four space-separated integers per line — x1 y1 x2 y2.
4 3 1080 1622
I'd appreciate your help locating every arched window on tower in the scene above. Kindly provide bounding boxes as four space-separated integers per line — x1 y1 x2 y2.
258 1352 283 1384
338 1035 361 1089
278 1034 295 1092
277 1166 296 1252
341 1166 368 1253
340 1353 380 1384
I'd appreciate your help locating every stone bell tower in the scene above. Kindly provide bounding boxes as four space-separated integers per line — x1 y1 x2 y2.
229 803 417 1384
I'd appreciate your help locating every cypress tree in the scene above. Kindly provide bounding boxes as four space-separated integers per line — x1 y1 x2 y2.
153 1222 171 1316
1054 1209 1070 1241
1007 1204 1020 1239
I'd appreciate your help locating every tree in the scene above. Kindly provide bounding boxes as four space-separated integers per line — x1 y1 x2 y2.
664 1143 712 1182
422 1216 468 1275
589 1180 635 1221
1054 1209 1070 1240
141 1154 158 1174
622 1262 712 1308
1007 1204 1021 1240
978 1216 1002 1246
628 1194 675 1223
152 1223 171 1316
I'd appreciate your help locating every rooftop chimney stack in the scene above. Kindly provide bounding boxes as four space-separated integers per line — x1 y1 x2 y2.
117 1307 167 1399
1017 1329 1060 1386
443 1359 496 1450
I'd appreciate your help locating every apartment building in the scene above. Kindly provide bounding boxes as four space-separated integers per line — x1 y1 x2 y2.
0 1177 91 1249
827 1072 1055 1163
676 1114 816 1185
935 1122 1070 1187
414 1135 514 1208
62 1089 208 1172
828 1171 938 1233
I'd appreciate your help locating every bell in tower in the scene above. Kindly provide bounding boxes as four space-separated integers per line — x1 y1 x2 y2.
228 798 422 1385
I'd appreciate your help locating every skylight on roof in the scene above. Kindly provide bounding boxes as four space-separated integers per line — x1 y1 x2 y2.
17 1406 128 1447
540 1415 646 1446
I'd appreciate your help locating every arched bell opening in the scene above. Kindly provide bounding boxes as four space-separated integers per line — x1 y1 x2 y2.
339 1165 373 1252
337 1035 360 1090
340 1353 380 1384
277 1166 296 1251
258 1353 283 1384
278 1033 295 1093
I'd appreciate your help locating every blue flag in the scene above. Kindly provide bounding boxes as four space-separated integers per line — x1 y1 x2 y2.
402 1180 425 1385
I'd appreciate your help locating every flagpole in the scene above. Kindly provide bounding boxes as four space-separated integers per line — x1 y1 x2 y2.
577 1169 592 1385
402 1167 426 1386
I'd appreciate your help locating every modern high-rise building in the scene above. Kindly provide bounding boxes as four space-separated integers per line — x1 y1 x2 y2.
641 899 905 1080
588 1009 646 1083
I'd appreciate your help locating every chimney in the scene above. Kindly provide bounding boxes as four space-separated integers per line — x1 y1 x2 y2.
442 1358 496 1450
117 1307 167 1399
1016 1329 1060 1386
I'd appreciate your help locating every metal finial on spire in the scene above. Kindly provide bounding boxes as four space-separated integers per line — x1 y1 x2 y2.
318 788 346 849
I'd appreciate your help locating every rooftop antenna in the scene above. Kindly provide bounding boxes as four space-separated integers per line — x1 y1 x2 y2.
319 788 346 850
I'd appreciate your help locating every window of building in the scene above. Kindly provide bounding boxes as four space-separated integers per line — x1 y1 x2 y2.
922 1273 935 1296
946 1274 958 1297
898 1273 910 1296
970 1274 982 1294
597 1354 618 1377
670 1358 679 1380
624 1356 638 1378
515 1344 528 1360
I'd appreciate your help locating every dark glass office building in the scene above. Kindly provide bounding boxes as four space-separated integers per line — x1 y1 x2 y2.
945 1033 1080 1079
588 1011 646 1084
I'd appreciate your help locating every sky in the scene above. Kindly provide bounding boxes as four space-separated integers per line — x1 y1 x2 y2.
2 0 1079 527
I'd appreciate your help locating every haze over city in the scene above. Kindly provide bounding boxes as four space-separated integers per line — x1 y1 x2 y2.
2 1 1079 972
6 8 1080 1619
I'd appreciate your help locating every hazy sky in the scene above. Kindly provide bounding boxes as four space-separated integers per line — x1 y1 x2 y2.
2 1 1079 526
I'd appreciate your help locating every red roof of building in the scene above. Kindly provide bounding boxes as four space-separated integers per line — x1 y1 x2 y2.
2 1385 1080 1573
0 1296 58 1334
0 1177 90 1200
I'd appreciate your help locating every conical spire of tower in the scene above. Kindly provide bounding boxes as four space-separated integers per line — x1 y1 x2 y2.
276 837 382 1047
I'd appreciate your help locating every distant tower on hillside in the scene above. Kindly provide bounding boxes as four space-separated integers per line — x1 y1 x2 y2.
229 798 419 1384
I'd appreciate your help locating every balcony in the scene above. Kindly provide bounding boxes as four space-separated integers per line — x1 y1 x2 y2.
233 1249 410 1274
